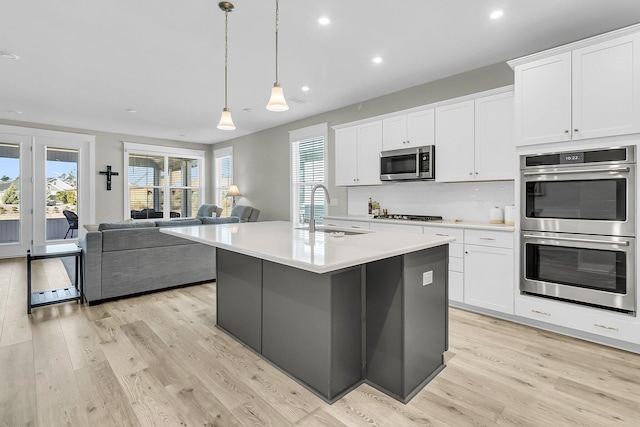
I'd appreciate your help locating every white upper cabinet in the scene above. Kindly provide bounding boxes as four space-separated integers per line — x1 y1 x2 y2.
335 121 382 186
514 53 572 145
513 30 640 146
435 91 515 182
382 109 435 151
474 92 516 181
572 34 640 140
435 100 475 182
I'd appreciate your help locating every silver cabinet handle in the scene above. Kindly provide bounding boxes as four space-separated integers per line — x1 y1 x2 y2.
523 234 630 246
594 323 618 332
564 130 570 133
531 309 551 316
435 233 449 236
523 167 629 176
479 237 495 241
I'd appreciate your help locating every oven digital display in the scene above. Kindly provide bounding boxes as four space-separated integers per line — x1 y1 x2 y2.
559 152 584 164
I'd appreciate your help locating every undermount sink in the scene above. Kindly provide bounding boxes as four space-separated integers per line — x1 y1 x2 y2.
296 226 367 236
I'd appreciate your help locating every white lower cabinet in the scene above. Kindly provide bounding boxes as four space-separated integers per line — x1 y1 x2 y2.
423 226 465 304
463 230 514 314
516 296 640 345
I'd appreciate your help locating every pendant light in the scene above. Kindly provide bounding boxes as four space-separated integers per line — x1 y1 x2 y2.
266 0 289 112
217 2 236 130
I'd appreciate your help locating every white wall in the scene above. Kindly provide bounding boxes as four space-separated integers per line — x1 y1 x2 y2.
348 180 515 223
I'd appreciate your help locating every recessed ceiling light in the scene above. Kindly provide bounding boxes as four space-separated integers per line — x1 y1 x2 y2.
126 109 137 113
490 9 504 19
372 56 383 64
318 16 330 26
301 86 310 92
0 51 20 60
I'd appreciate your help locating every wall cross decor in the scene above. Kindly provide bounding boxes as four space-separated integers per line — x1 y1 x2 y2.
99 166 119 190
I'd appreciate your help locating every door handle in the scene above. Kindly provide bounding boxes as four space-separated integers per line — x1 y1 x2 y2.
523 234 630 246
523 167 629 176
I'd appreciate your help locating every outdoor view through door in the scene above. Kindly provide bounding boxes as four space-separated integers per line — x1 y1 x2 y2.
0 142 20 244
45 147 78 240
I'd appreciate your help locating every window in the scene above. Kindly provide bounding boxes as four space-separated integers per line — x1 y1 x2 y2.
290 123 328 227
124 143 205 219
214 147 233 217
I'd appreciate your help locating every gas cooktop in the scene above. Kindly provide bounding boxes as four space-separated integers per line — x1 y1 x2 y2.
373 214 443 222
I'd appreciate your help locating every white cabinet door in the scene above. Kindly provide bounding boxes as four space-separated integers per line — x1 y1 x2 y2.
382 115 407 151
435 100 475 182
407 109 435 147
335 126 358 186
356 121 383 186
514 52 572 146
572 33 640 140
464 244 514 314
474 92 516 181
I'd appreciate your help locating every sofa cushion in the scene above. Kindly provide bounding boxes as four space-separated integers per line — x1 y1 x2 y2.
200 216 241 224
155 218 203 227
98 221 155 231
101 227 196 252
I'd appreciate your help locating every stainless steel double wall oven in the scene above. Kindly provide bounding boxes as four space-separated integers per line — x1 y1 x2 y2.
520 146 636 314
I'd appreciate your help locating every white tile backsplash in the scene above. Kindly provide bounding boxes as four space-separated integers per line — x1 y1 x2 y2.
348 181 515 223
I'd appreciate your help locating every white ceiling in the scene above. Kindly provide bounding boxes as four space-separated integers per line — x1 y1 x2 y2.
2 1 640 144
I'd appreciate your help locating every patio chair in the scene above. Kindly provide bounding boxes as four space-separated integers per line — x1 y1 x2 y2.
63 210 78 239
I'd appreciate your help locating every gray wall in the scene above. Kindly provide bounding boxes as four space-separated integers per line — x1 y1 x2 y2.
0 61 513 223
0 119 213 224
215 62 514 220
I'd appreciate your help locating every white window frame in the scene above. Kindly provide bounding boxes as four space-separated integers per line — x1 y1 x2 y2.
214 146 234 216
123 142 206 219
289 123 328 227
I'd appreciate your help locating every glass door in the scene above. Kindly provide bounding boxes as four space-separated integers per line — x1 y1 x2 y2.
33 136 92 247
0 134 32 258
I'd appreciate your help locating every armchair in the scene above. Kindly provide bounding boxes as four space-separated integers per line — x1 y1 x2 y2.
230 205 260 222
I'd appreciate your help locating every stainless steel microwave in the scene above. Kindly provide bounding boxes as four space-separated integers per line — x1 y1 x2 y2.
380 146 435 181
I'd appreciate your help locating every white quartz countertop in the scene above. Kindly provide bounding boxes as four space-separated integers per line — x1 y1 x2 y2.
324 215 516 232
160 220 455 274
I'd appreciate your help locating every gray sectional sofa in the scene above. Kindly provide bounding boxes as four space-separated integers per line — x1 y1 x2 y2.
79 205 259 304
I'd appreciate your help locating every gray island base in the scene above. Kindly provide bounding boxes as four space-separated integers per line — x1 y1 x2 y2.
216 245 448 404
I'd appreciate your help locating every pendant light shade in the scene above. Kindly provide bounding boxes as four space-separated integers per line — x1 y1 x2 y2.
217 108 235 130
267 83 288 112
266 0 289 112
217 2 236 130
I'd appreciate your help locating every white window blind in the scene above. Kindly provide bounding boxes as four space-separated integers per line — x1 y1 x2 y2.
290 124 327 227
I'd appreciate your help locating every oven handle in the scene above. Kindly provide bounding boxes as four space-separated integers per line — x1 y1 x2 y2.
523 234 630 246
522 166 630 177
415 148 420 178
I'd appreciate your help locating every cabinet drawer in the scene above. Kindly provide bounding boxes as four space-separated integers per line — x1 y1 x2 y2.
449 256 463 272
449 242 464 259
464 229 513 248
369 222 422 234
324 219 370 229
515 297 640 344
423 226 464 242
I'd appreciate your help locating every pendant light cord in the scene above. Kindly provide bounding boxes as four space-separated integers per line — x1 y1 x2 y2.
224 8 229 109
274 0 279 84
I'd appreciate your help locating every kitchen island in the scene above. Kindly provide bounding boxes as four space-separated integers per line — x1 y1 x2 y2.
161 221 454 403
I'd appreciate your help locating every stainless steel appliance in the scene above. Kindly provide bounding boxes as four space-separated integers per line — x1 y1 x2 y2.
373 214 443 222
521 145 635 236
380 146 434 181
520 146 636 314
521 231 636 313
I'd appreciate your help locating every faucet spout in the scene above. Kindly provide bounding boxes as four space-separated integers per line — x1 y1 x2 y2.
309 184 330 233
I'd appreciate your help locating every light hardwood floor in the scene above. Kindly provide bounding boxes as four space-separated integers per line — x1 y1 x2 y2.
1 256 640 426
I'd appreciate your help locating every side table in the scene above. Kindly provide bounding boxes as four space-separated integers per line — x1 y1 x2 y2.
27 244 83 314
